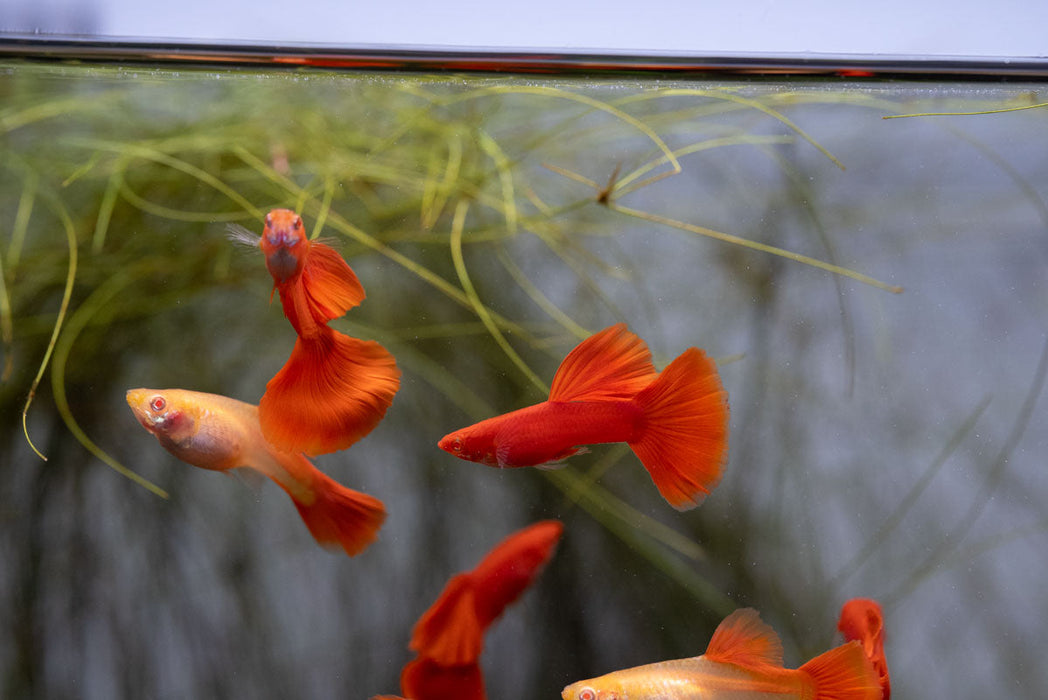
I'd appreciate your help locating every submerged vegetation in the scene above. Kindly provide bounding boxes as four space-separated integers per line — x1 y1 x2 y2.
1 61 1046 698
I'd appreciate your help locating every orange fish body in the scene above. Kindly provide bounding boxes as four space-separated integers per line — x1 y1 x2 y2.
126 387 385 557
410 520 564 666
253 209 400 456
838 599 890 699
439 324 728 510
563 608 881 700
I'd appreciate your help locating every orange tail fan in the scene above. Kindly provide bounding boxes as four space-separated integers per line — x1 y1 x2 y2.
628 347 729 510
259 325 401 456
800 641 882 700
281 462 387 557
400 657 486 700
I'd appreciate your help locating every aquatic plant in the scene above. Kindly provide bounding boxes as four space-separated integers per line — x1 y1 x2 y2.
1 61 1046 698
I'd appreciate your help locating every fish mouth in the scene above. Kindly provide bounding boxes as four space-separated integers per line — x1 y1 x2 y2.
125 389 160 432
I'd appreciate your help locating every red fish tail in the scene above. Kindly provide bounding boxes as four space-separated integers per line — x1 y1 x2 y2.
470 521 563 629
410 573 484 666
283 461 387 557
800 642 882 700
400 657 486 700
628 347 729 510
259 325 401 455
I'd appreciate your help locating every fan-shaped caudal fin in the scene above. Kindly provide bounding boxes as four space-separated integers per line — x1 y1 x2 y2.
838 599 891 699
628 347 729 510
300 240 366 324
704 609 785 668
400 657 486 700
284 461 387 557
259 326 401 456
800 642 882 700
549 324 658 402
409 574 484 666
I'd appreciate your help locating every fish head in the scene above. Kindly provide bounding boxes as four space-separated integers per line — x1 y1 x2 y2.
261 208 308 283
127 388 195 440
438 424 499 467
562 682 620 700
838 598 885 648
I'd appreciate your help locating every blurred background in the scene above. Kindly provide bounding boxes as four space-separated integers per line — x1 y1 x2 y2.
0 62 1046 699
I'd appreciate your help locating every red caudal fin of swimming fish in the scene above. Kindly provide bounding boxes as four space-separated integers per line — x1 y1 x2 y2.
548 324 658 402
628 347 729 510
409 521 563 667
704 608 785 668
279 457 387 557
400 657 486 700
799 641 882 700
409 574 484 666
838 599 891 699
259 325 401 455
469 520 563 630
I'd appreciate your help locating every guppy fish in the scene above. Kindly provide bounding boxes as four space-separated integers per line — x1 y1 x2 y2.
838 598 890 699
562 608 881 700
439 324 728 510
373 521 564 700
230 208 400 456
127 387 386 557
411 519 565 665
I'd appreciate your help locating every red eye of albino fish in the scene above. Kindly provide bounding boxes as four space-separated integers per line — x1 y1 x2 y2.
451 438 463 453
150 396 166 412
578 688 597 700
293 215 302 228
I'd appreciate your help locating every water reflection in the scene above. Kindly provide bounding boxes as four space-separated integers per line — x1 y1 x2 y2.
1 61 1046 698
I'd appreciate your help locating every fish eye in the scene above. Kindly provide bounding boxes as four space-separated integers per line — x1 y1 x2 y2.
578 688 597 700
264 213 273 226
293 215 303 228
149 396 166 412
452 438 463 453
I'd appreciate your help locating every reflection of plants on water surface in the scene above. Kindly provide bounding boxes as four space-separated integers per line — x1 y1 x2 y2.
2 63 1046 698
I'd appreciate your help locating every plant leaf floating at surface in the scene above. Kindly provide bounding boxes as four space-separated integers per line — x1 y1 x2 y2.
231 208 401 456
126 388 386 556
562 607 881 700
438 324 729 510
838 598 891 699
373 520 564 700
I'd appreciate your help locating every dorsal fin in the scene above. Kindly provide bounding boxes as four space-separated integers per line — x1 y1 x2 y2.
705 608 785 669
301 240 366 324
549 324 658 402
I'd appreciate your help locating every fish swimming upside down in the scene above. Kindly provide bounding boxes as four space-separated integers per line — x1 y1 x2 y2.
230 208 401 456
438 324 729 510
562 607 881 700
126 387 386 557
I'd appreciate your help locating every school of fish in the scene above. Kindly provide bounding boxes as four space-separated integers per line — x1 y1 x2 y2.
125 208 891 698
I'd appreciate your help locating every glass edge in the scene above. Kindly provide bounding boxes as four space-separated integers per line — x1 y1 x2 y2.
2 33 1048 80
